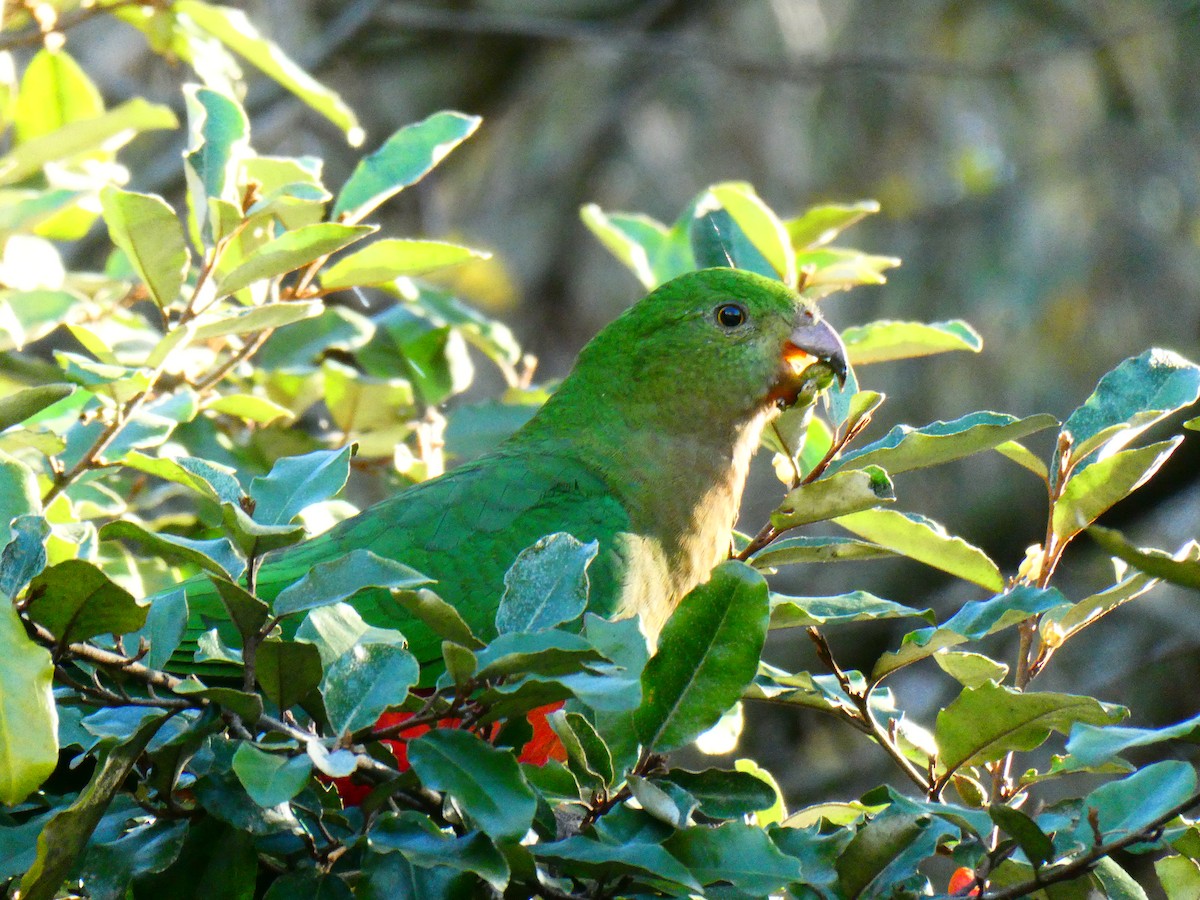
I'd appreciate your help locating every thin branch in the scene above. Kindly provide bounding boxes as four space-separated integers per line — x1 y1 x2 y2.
0 0 155 52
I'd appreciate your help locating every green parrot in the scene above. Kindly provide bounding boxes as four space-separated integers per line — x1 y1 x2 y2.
175 267 847 671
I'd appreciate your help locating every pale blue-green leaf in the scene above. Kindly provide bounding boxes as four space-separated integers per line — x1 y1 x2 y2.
231 744 312 808
250 446 352 525
769 591 933 630
322 642 419 735
1068 711 1200 766
495 532 597 634
273 549 431 617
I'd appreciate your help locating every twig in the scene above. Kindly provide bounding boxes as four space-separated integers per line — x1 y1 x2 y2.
0 0 155 51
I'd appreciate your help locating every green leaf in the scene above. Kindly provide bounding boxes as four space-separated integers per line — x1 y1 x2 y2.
749 534 895 568
472 630 607 681
273 549 431 617
996 439 1051 482
1052 438 1180 543
407 729 537 840
1059 348 1200 478
368 811 510 893
1073 761 1197 847
662 767 778 820
495 532 597 634
935 682 1126 776
770 466 895 530
665 821 804 894
533 835 702 893
261 871 353 900
832 412 1057 476
131 818 256 900
0 515 50 599
99 187 189 309
0 602 56 804
795 247 901 298
690 185 782 281
334 111 481 222
391 588 483 651
873 585 1066 680
122 451 244 504
636 561 769 753
0 383 74 431
254 640 322 710
1067 710 1200 766
14 48 103 143
323 642 419 735
250 446 353 525
0 97 177 186
933 650 1010 688
218 223 375 295
579 205 668 289
231 744 312 808
176 1 362 144
841 319 982 364
1089 526 1200 592
321 239 489 289
220 502 305 558
204 392 294 425
834 804 953 899
182 85 249 222
296 603 406 668
172 681 263 722
708 182 796 284
139 587 188 670
990 804 1054 867
785 200 880 249
19 713 167 900
99 520 244 580
0 452 38 548
27 559 147 642
192 299 325 340
1157 855 1200 900
547 710 613 791
835 508 1004 591
210 576 269 646
770 590 932 630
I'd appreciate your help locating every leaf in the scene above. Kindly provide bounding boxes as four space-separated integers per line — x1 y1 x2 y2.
14 48 103 143
139 587 188 671
0 603 56 804
494 532 597 634
749 534 896 568
192 299 325 340
0 383 74 431
770 591 932 630
220 502 305 558
254 640 322 710
1157 855 1200 900
182 85 247 241
172 682 263 722
204 393 294 425
295 603 406 668
1052 438 1180 543
834 804 954 899
334 111 481 222
636 561 770 753
27 559 147 642
831 412 1057 476
321 239 489 289
231 744 312 808
1073 761 1197 847
322 643 419 735
176 1 361 144
835 508 1004 591
935 682 1126 776
273 549 431 617
121 452 244 504
99 187 189 309
663 767 778 820
0 515 50 599
218 223 375 295
1089 526 1200 592
708 182 796 284
770 466 895 530
368 811 510 893
933 650 1010 688
0 97 177 186
665 822 804 894
1059 348 1200 478
995 439 1051 481
690 186 783 281
250 446 353 525
407 729 537 840
785 200 880 249
99 520 244 580
391 589 483 651
1067 710 1200 766
873 585 1066 680
210 577 269 646
795 247 901 297
841 319 982 364
578 205 667 288
472 630 607 681
19 713 167 900
533 835 702 894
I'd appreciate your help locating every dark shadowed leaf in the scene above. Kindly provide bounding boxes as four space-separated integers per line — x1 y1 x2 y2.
533 835 702 894
407 729 536 840
368 810 509 892
636 561 769 753
665 821 804 894
255 640 322 710
662 768 778 820
27 559 147 642
495 532 597 634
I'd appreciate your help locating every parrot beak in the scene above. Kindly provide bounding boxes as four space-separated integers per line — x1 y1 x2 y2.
783 316 848 387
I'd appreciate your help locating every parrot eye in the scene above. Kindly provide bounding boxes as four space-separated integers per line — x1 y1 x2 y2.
714 303 747 329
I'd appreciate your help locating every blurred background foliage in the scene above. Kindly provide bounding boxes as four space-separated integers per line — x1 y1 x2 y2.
17 0 1200 810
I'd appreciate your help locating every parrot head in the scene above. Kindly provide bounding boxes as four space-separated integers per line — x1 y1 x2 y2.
575 267 848 428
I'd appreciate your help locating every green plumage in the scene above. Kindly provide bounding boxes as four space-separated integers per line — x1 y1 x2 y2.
173 268 846 672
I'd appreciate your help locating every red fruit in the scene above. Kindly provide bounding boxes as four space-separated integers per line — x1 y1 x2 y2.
948 867 980 896
329 702 567 805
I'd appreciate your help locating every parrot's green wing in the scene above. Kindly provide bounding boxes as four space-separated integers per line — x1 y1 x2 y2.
175 448 632 674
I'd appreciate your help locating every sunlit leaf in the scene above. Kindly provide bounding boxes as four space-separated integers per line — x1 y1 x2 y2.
841 319 982 365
